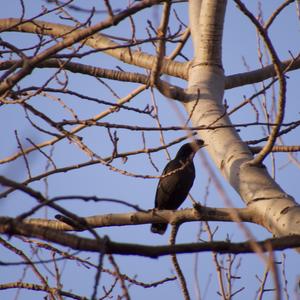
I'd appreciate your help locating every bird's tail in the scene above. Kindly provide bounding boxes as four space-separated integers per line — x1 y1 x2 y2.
151 223 167 235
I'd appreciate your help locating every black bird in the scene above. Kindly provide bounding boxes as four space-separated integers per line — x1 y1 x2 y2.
151 139 205 235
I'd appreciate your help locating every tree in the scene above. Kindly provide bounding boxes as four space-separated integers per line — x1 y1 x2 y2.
0 0 300 299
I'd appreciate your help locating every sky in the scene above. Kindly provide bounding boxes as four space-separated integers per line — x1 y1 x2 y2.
0 1 300 299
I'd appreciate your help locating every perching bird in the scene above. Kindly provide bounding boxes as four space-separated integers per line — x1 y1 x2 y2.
151 139 205 235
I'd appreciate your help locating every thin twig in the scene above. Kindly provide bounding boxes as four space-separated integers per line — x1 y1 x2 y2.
169 224 191 300
234 0 287 165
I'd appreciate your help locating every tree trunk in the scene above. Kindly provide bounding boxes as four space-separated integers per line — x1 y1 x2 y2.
186 0 300 237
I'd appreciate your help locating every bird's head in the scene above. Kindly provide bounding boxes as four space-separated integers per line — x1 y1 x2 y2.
175 139 206 160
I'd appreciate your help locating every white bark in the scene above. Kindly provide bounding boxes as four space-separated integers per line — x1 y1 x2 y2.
186 0 300 237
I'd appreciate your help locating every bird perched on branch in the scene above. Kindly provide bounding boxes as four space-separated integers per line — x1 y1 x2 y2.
151 139 206 235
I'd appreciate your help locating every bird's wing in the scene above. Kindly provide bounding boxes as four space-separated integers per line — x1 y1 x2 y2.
154 159 191 208
158 159 183 187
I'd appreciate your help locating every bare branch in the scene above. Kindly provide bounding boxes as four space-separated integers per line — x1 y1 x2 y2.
234 0 287 165
0 217 299 256
169 224 190 300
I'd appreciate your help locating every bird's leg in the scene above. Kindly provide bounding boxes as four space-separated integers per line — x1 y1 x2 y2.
193 201 202 213
188 193 202 209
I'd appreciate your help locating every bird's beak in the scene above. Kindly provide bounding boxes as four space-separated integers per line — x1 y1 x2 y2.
192 140 207 152
195 140 207 148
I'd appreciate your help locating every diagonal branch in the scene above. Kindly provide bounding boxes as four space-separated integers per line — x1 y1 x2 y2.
234 0 287 165
0 1 167 95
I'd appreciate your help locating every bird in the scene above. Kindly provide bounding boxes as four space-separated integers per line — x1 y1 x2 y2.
151 139 206 235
